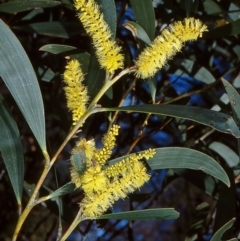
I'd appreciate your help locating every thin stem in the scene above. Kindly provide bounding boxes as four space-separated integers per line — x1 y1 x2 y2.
50 111 92 165
17 203 22 216
12 112 91 241
59 68 135 240
88 67 135 110
12 67 134 240
108 77 137 132
60 209 83 241
12 164 50 241
43 149 51 165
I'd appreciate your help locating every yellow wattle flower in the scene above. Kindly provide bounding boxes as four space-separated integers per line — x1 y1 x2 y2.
94 125 120 166
69 125 156 219
74 0 124 73
81 186 117 217
63 59 89 125
104 150 155 178
135 17 208 79
81 154 153 218
81 165 109 194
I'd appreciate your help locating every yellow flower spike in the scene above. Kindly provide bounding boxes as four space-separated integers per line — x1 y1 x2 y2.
94 125 120 166
69 125 156 218
81 165 109 194
70 166 82 188
80 149 155 219
130 161 151 187
74 0 124 73
104 149 156 179
81 156 152 219
135 17 208 79
81 188 116 218
81 180 131 218
63 59 89 125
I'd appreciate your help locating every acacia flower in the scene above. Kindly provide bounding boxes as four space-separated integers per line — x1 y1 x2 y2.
74 0 124 73
81 164 109 193
135 17 208 79
94 125 120 166
80 152 154 218
104 151 155 179
63 59 89 125
69 125 156 218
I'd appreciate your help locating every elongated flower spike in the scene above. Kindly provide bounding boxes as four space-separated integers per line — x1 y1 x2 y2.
94 124 120 166
74 0 124 73
80 149 156 218
135 17 208 79
63 59 89 125
69 125 156 218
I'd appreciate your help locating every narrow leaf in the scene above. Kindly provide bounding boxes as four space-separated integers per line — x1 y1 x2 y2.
204 18 240 38
222 78 240 125
175 59 215 84
85 49 105 101
13 22 81 39
203 0 222 15
193 66 215 84
0 20 46 150
210 219 236 241
147 76 157 103
228 3 240 21
173 169 217 196
95 0 116 37
0 1 61 13
0 96 24 206
222 79 240 164
130 0 155 41
209 142 239 167
186 202 210 237
213 168 235 239
98 208 179 220
47 182 76 200
107 148 230 187
69 53 90 76
38 66 55 82
24 182 36 198
184 0 199 17
124 21 151 45
102 105 240 137
149 148 230 187
71 151 86 176
40 45 90 74
41 185 64 235
39 44 77 55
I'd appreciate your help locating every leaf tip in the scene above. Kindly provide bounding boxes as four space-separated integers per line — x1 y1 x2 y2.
226 179 231 188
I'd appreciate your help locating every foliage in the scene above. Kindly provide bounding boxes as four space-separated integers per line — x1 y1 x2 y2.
0 0 240 240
